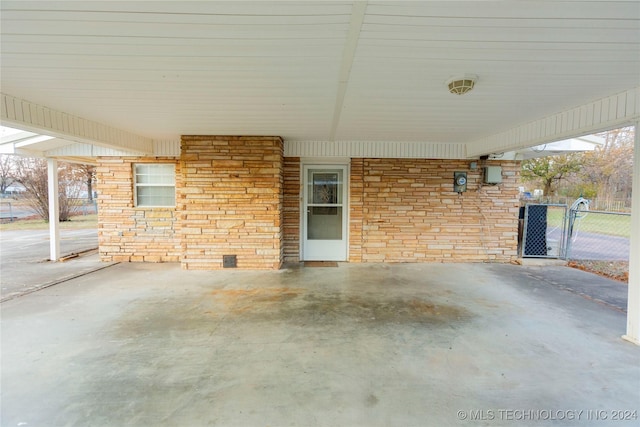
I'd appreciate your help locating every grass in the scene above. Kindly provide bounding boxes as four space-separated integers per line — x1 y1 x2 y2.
545 207 631 238
570 213 631 238
0 214 97 231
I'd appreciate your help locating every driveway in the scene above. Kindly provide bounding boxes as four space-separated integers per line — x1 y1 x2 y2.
547 228 630 261
2 262 638 426
0 228 104 300
568 231 630 261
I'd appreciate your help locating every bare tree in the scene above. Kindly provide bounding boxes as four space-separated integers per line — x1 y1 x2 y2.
12 157 82 221
76 164 96 201
582 127 635 204
12 157 49 219
0 154 16 194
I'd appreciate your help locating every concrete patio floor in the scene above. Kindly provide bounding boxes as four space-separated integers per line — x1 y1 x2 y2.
1 262 639 426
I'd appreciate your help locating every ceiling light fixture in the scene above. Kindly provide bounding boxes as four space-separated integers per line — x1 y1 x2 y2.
446 74 478 95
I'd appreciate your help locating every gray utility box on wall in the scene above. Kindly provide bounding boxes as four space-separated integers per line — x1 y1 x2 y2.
483 166 502 184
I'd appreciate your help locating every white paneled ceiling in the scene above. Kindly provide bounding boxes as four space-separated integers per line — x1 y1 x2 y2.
1 1 639 153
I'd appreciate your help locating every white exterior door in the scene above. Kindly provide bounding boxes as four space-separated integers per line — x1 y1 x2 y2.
303 165 348 261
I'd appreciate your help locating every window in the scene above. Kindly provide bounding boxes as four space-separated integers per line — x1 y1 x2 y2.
134 163 175 207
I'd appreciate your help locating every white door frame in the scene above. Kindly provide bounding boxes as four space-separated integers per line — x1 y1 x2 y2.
301 163 349 261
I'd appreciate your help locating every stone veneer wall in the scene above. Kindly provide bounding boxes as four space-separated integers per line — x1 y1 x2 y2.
283 158 301 263
179 136 283 270
97 151 518 267
354 159 520 262
96 157 181 262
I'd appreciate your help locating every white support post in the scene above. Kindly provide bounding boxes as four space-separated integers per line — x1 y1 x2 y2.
623 123 640 345
47 158 60 262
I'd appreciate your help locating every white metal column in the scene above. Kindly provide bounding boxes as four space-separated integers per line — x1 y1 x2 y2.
623 123 640 345
47 158 60 261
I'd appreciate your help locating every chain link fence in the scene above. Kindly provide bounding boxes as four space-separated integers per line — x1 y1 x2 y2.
520 201 631 263
566 210 631 261
0 201 15 222
533 196 631 213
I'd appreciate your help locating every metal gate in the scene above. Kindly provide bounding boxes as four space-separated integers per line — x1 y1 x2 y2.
521 203 568 258
521 198 630 262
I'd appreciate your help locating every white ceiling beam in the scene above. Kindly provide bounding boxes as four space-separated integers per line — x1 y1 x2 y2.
624 120 640 345
13 135 56 148
329 1 367 141
467 87 640 157
1 93 154 155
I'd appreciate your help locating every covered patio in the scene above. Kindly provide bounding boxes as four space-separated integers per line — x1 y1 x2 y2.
1 6 640 421
2 262 639 425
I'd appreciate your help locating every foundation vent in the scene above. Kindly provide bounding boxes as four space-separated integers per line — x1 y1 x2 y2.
223 255 237 268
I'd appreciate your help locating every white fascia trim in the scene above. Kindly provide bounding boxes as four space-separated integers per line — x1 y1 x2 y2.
1 93 154 156
42 140 180 158
45 143 145 158
468 87 640 157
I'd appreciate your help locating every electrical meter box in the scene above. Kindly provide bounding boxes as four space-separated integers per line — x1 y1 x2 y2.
453 171 467 193
483 166 502 184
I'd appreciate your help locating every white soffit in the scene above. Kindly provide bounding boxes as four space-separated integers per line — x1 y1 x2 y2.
0 1 638 156
0 123 180 158
468 87 640 157
1 94 154 155
496 134 605 160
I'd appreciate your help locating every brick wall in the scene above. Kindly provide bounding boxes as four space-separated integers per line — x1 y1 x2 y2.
283 158 301 263
358 159 520 262
180 136 283 270
96 157 181 263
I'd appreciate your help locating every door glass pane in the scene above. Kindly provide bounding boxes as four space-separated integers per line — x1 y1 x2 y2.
306 168 343 240
307 207 342 240
308 170 342 205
